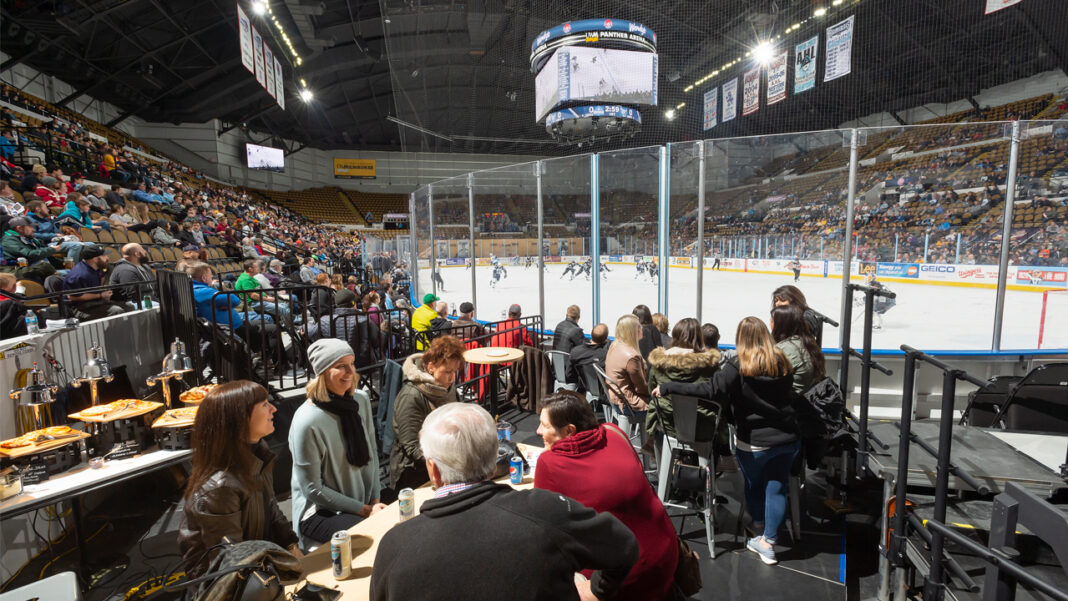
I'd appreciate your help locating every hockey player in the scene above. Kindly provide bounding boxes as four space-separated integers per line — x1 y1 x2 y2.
560 259 579 280
787 258 802 282
489 263 506 288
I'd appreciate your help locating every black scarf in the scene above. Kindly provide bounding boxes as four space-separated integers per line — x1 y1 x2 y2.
314 391 371 467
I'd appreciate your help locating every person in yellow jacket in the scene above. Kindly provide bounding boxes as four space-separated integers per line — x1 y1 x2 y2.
411 293 439 349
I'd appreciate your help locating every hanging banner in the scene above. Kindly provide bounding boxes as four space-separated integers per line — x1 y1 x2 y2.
824 15 854 82
263 46 276 98
742 66 760 116
702 87 718 130
766 52 788 105
985 0 1026 13
794 36 818 94
722 78 738 122
274 57 285 110
251 25 267 88
237 3 255 73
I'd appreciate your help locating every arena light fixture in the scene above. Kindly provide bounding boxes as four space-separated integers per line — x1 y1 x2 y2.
251 1 267 15
299 88 314 102
753 41 775 65
664 109 676 121
832 0 843 4
814 7 827 16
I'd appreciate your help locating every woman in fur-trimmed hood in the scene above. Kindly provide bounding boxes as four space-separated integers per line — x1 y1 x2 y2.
645 318 723 442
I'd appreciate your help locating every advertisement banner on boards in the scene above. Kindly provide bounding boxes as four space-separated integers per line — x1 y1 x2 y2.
742 67 760 116
237 3 255 73
876 263 919 278
334 158 376 179
766 52 788 105
722 78 738 122
703 87 718 131
251 25 266 88
1015 267 1068 287
794 36 818 93
824 15 855 82
445 258 465 266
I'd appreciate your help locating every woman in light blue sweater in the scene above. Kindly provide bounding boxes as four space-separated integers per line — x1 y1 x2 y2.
290 338 386 548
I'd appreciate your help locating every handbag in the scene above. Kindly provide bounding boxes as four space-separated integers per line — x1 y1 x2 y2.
798 376 845 439
605 425 703 596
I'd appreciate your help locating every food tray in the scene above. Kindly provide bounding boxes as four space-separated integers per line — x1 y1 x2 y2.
179 385 218 405
152 407 198 429
0 428 91 459
69 399 164 423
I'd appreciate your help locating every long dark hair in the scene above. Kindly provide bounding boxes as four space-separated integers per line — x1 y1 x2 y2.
771 285 810 313
631 304 653 326
185 380 268 500
670 317 703 351
540 391 600 433
770 305 826 379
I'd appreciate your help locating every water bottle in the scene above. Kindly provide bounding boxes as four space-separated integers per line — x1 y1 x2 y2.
25 310 39 335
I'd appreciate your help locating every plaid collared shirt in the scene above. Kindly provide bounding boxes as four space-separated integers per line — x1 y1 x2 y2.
433 481 480 499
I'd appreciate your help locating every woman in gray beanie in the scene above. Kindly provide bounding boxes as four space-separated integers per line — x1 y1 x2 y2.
288 338 385 548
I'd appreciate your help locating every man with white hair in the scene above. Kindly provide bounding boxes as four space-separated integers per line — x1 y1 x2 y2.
371 403 638 601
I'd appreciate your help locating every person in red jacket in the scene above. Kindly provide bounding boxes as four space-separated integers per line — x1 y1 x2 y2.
490 303 533 348
535 391 678 601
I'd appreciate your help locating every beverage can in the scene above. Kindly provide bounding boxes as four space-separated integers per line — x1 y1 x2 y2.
509 455 523 484
330 530 351 579
143 295 153 309
398 487 415 522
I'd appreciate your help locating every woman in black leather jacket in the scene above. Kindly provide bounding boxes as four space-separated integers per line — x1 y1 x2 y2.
178 380 302 577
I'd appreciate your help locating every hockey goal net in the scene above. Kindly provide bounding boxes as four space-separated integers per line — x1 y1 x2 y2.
1038 289 1068 349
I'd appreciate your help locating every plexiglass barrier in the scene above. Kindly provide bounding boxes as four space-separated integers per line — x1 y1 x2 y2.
408 119 1068 351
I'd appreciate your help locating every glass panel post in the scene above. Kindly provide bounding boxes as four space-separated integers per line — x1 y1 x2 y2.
695 141 706 322
409 192 419 298
658 146 669 313
992 120 1020 351
591 153 601 327
840 129 860 347
536 161 545 324
428 184 437 296
467 173 477 316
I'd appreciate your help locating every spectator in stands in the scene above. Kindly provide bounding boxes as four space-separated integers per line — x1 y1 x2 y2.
151 221 181 247
35 176 65 209
0 182 23 218
452 301 486 339
491 303 534 349
389 334 465 490
51 226 86 265
2 217 60 282
62 245 128 319
100 147 118 180
645 317 723 446
363 291 384 328
307 289 380 367
428 300 453 334
108 204 153 232
299 256 316 283
68 172 85 195
104 184 125 208
605 314 650 453
569 323 610 389
56 194 110 231
632 304 663 360
371 402 639 601
265 259 285 287
21 201 58 241
552 304 584 355
189 220 205 246
178 380 302 578
0 273 29 339
309 272 335 318
702 323 721 350
131 182 161 205
653 317 797 565
534 391 677 601
0 131 16 160
19 164 44 194
411 292 439 350
290 338 385 548
235 259 295 325
86 185 109 212
771 285 822 340
109 243 154 305
652 313 672 348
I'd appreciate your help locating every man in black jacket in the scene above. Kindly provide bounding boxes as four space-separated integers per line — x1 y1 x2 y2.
371 403 638 601
109 243 154 305
552 305 585 385
569 323 611 392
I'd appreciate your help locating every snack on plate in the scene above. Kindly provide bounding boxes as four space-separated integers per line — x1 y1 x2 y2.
179 385 217 403
1 425 76 449
171 407 198 418
74 399 155 418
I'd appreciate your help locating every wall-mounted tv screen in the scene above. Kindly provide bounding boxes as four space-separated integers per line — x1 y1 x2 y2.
246 143 285 172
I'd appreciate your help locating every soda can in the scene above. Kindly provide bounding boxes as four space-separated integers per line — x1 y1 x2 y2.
398 487 415 522
509 455 523 484
330 530 352 579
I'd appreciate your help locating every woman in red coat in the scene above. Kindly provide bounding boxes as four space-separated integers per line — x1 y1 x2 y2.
534 391 677 601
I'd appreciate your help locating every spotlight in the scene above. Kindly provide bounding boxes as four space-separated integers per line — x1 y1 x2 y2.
753 41 774 65
251 1 267 15
814 7 827 16
664 109 676 121
299 88 314 102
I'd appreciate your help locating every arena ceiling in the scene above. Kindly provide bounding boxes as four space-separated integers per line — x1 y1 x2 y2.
2 0 1066 155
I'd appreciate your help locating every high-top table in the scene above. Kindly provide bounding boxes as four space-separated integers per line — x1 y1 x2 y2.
463 346 524 416
286 443 542 601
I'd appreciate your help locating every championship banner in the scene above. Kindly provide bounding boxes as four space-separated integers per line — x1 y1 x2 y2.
766 52 788 105
794 36 818 94
722 78 738 122
274 57 285 109
251 25 267 88
334 158 376 179
237 3 255 73
742 66 760 116
702 87 718 130
985 0 1026 14
824 15 854 82
263 45 276 98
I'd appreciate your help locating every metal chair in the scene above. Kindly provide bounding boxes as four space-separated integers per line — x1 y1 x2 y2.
593 364 649 456
578 362 612 424
545 350 577 391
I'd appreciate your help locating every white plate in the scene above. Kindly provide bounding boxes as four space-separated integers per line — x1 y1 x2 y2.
485 350 509 357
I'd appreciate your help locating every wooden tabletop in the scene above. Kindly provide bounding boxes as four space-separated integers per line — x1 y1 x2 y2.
463 346 524 365
287 443 542 600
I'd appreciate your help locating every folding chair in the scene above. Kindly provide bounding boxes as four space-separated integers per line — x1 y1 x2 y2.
578 363 612 424
594 364 649 458
545 350 577 392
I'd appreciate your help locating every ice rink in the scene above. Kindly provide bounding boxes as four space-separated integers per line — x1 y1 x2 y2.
421 263 1063 351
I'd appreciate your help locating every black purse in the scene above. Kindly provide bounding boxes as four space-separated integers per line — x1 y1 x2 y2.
798 377 845 439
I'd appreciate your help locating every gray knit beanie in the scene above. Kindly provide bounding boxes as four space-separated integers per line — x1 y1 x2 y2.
307 338 354 377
